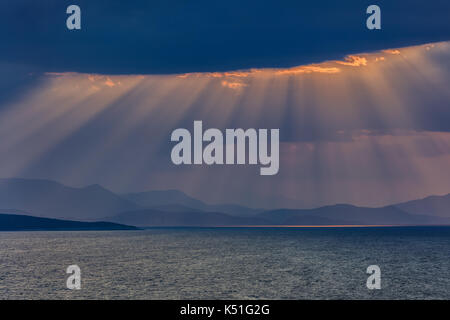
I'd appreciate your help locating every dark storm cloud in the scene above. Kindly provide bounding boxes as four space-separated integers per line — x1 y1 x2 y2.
0 0 449 74
0 63 44 107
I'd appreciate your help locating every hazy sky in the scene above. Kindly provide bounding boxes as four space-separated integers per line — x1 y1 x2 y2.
1 1 449 208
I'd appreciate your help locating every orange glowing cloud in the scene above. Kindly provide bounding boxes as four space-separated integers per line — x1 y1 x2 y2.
274 65 341 75
383 49 401 55
85 74 122 88
175 53 378 85
223 71 253 77
178 64 339 80
221 80 247 89
104 77 116 87
82 42 444 94
335 55 368 67
177 70 254 79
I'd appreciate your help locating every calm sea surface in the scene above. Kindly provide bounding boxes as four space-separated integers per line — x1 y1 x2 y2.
1 227 449 299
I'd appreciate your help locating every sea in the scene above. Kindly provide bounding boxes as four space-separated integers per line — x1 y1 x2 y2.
1 226 449 299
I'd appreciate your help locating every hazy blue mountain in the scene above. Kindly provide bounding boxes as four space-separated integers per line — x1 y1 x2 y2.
124 190 204 209
258 204 449 225
106 203 450 227
145 204 202 212
1 177 450 227
0 208 31 215
395 194 450 218
0 178 140 221
0 213 138 231
106 209 269 227
123 190 261 216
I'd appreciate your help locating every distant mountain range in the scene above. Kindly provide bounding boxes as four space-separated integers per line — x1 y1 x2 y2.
0 178 139 221
395 194 450 218
257 204 449 226
0 178 449 228
123 190 262 216
0 213 138 231
106 209 268 227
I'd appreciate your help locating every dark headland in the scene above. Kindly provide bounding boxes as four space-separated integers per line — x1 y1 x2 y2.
0 213 138 231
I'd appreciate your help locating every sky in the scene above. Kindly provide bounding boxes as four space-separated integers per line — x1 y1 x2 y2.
1 1 450 75
0 1 449 208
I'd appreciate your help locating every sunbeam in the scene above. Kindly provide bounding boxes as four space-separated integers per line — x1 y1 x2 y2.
0 42 449 208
